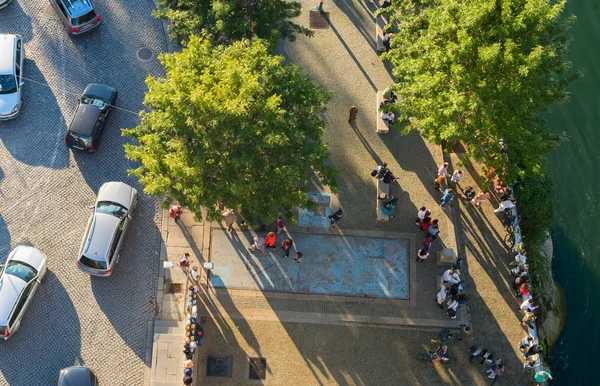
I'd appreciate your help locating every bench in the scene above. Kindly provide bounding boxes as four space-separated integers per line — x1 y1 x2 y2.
376 90 390 133
376 15 388 52
376 179 390 221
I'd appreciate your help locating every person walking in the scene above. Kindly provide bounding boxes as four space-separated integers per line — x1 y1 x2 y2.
265 232 277 249
420 217 432 233
461 186 476 203
474 191 491 207
428 219 440 240
446 298 459 319
416 248 429 262
487 361 505 380
440 188 454 209
532 370 553 385
438 162 450 178
422 236 433 252
222 209 236 232
329 208 343 228
248 236 267 255
169 204 183 221
276 215 286 234
436 286 449 309
434 175 446 191
450 169 464 187
281 238 293 258
416 207 431 227
294 251 303 263
180 252 191 268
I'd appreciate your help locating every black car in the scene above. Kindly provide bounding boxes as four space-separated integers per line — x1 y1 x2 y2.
57 366 99 386
64 83 117 153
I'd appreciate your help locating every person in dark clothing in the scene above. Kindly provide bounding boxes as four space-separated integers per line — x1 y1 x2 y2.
453 258 463 273
382 196 398 219
382 0 392 7
420 217 432 233
329 209 343 228
524 344 543 359
383 33 394 51
281 238 293 258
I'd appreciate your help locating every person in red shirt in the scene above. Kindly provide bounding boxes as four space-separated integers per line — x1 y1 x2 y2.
265 232 277 249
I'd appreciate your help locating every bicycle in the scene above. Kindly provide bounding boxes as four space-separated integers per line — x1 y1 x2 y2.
503 224 520 249
414 350 456 364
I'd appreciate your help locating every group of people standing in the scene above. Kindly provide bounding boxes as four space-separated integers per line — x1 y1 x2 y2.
248 215 304 263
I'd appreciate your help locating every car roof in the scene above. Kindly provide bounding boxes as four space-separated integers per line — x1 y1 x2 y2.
83 213 120 261
83 83 117 103
9 245 47 272
0 274 27 325
58 366 97 386
70 104 101 136
97 182 135 209
61 0 94 17
0 34 16 75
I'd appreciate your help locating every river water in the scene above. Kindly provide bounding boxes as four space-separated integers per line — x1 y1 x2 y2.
546 1 600 383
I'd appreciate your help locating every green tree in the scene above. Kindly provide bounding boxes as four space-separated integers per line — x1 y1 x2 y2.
123 37 337 224
380 0 579 179
154 0 313 47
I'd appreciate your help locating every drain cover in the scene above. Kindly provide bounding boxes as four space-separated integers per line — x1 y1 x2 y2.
207 356 233 377
137 47 153 61
249 358 266 380
309 10 330 29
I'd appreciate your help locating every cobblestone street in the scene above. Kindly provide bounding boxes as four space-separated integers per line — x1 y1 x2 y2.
0 0 166 384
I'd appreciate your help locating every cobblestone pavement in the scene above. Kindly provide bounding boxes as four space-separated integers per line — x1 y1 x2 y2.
0 1 166 385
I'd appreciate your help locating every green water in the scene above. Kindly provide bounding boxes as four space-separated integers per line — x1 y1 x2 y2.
546 0 600 383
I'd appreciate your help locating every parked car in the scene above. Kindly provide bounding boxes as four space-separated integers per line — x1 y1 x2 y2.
76 182 137 277
49 0 100 35
64 83 117 152
0 246 48 340
0 34 24 120
57 366 99 386
0 0 12 10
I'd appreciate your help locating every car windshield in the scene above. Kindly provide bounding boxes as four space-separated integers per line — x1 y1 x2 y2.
96 201 128 219
66 131 91 149
0 74 17 95
81 96 108 109
79 255 107 270
5 261 37 283
74 10 96 26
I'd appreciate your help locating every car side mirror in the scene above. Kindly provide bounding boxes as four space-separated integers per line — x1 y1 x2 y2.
36 278 42 284
19 82 24 87
87 205 95 209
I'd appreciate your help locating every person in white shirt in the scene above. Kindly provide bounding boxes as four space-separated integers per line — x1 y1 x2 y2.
511 249 527 266
451 170 464 186
442 268 456 283
381 111 395 124
417 207 429 221
520 298 538 312
522 360 536 372
248 236 267 255
436 286 449 309
519 335 534 351
438 162 449 178
494 199 516 213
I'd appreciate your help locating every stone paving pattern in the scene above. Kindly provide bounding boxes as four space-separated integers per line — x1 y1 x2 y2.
0 0 167 384
209 230 410 299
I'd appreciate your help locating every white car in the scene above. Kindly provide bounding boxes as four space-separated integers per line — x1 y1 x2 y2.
0 0 12 10
76 182 138 277
0 34 24 120
0 246 48 340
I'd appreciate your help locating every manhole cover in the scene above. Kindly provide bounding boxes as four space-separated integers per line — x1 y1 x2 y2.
137 47 153 61
249 358 266 380
309 10 330 29
207 356 233 377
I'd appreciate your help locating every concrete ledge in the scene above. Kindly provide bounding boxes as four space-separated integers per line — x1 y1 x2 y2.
375 15 387 52
376 179 390 221
376 90 390 134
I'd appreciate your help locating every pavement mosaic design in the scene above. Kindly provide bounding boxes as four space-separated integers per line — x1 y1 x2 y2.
209 230 410 299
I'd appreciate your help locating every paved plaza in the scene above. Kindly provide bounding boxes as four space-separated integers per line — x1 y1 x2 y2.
209 230 410 299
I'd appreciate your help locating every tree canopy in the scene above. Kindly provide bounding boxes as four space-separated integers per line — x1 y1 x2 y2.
154 0 313 47
380 0 579 180
123 37 337 223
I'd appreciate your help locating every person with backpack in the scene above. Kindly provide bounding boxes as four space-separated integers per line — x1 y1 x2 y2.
329 208 343 228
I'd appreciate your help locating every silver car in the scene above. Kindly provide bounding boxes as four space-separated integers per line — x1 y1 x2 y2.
0 34 24 120
0 246 48 340
76 182 137 277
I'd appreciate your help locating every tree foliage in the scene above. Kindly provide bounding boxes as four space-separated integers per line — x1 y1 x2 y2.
154 0 313 47
123 37 337 224
380 0 580 180
514 170 556 248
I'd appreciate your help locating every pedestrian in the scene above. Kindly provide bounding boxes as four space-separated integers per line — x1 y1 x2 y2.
442 268 456 284
416 206 430 225
169 204 183 221
381 0 392 7
520 298 539 313
487 361 504 380
383 32 394 51
276 215 286 234
519 335 534 351
422 236 433 252
420 217 431 233
348 106 358 123
428 219 440 240
382 196 397 219
184 359 193 369
439 326 453 341
533 370 553 384
516 283 531 299
281 238 293 258
436 286 449 309
373 162 390 180
222 209 236 232
416 247 429 262
184 367 193 377
438 162 450 178
453 258 463 274
522 360 536 372
473 191 490 207
316 0 324 11
493 175 505 193
469 346 482 362
514 273 530 289
381 110 395 124
183 376 193 385
190 267 199 281
447 298 459 319
461 186 476 203
434 174 445 191
450 169 464 186
180 252 191 268
511 249 528 266
265 232 277 249
500 187 513 201
249 236 267 255
524 344 543 359
521 312 536 329
494 197 516 213
328 208 343 228
294 251 303 263
457 325 471 341
440 188 454 209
